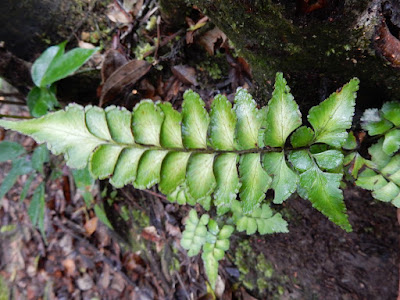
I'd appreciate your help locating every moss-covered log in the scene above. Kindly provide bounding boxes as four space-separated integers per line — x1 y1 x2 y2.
188 0 400 105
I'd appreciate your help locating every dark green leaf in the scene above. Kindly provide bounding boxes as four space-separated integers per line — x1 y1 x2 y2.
31 42 66 87
0 141 26 162
41 47 99 87
28 182 46 239
27 86 59 117
32 144 50 173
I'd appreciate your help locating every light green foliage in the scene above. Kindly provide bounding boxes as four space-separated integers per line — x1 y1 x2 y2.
361 102 400 155
0 76 359 231
290 126 314 148
182 90 209 149
355 139 400 207
290 149 351 231
202 220 234 289
264 72 302 147
232 200 288 235
234 88 262 149
308 78 359 147
181 211 233 289
209 95 236 150
29 42 98 117
181 210 209 256
262 151 298 204
1 74 365 291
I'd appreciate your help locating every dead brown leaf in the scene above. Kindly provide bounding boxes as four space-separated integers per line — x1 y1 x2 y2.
84 217 98 236
62 258 76 276
106 3 133 24
101 50 129 83
171 65 198 86
199 27 227 55
100 60 151 106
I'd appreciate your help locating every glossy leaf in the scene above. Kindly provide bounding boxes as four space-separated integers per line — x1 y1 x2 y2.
40 47 99 87
27 86 59 117
298 165 351 232
290 126 314 148
209 95 236 150
239 153 271 214
262 151 298 204
31 42 66 87
264 72 301 147
308 78 359 147
234 88 261 149
182 90 209 149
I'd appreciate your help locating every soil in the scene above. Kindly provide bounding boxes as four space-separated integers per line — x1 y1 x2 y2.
239 189 399 299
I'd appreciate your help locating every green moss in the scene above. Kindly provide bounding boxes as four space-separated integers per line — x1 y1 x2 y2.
0 275 10 300
233 239 291 298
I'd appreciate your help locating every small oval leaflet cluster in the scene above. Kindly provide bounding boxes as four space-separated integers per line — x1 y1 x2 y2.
0 73 367 289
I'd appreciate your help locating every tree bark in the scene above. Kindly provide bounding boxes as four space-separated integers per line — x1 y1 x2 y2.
188 0 400 106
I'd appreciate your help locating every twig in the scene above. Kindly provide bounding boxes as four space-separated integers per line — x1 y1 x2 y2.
0 114 32 119
154 16 161 59
143 29 185 59
141 189 168 201
0 92 25 101
0 100 26 106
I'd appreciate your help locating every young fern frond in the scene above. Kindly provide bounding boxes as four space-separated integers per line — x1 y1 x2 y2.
361 102 400 155
352 139 400 207
0 73 360 232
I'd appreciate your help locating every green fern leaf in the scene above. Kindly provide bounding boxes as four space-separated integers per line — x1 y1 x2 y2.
264 72 302 147
356 139 400 207
0 75 357 231
232 200 288 235
308 78 359 147
159 102 184 148
202 220 234 289
239 153 271 214
290 126 314 148
132 101 164 146
382 129 400 155
262 151 298 204
0 104 102 168
181 210 210 256
209 94 236 150
182 90 209 149
382 102 400 126
213 153 240 215
297 161 351 232
234 88 262 149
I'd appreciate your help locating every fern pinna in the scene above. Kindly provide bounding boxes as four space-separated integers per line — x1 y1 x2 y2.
0 73 362 288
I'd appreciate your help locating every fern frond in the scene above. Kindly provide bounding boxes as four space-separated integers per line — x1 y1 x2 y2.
0 75 359 229
361 101 400 155
232 200 288 235
355 139 400 207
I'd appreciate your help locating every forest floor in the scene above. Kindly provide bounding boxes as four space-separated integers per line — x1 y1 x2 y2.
0 0 399 299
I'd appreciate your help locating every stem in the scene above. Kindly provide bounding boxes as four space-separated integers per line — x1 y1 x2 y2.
0 114 32 119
